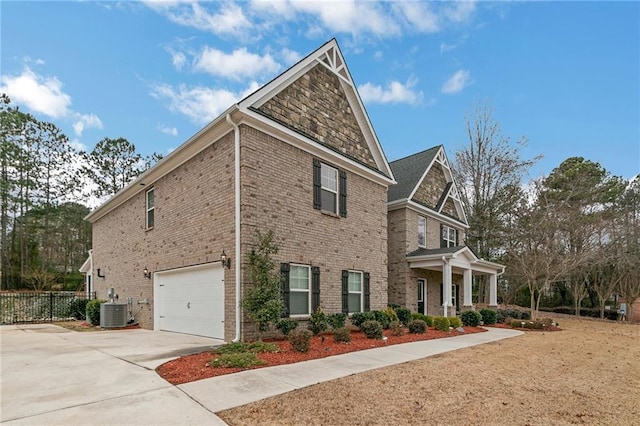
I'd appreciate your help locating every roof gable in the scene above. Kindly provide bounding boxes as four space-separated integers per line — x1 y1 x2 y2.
239 39 393 179
389 145 468 225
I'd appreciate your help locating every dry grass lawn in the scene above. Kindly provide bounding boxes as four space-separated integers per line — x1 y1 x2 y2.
218 318 640 425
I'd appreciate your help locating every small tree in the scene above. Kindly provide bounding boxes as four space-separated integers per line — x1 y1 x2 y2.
241 230 284 340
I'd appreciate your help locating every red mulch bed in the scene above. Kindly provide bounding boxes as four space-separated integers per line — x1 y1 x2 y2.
157 326 486 385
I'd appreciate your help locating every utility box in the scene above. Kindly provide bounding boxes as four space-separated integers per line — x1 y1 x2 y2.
100 303 128 328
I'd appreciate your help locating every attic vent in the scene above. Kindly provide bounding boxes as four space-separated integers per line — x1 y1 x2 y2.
100 303 128 328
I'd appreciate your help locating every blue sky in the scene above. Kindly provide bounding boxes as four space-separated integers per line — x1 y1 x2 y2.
2 1 639 181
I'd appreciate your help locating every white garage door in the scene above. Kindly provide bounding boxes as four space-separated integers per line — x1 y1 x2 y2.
154 263 224 339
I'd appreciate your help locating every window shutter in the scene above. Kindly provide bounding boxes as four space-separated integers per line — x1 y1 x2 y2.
311 266 320 312
440 283 444 305
339 170 347 217
455 229 459 246
313 158 321 210
280 263 290 317
440 224 446 248
364 272 370 312
455 284 460 307
341 270 349 314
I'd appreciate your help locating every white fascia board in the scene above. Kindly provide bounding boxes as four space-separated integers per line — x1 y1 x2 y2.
239 108 395 187
85 105 237 223
474 259 506 273
387 199 469 229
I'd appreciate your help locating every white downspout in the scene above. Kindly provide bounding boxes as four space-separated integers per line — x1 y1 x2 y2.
226 113 242 342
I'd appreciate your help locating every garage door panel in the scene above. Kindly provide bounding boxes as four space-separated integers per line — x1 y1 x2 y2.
154 263 224 339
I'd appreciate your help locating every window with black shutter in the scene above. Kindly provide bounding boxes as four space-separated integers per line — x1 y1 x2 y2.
342 269 365 313
281 263 290 317
311 266 320 312
313 158 346 216
281 263 314 316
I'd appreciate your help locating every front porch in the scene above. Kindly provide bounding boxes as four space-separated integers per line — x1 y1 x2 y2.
408 246 504 317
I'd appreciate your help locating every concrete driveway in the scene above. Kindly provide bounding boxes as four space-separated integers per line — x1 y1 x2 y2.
0 324 226 425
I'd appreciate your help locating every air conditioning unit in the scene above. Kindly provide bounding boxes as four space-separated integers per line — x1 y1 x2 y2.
100 303 128 328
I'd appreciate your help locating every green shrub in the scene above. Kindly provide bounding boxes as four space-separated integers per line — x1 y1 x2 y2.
209 352 265 368
449 317 462 328
276 318 299 336
433 316 450 332
382 307 399 323
86 299 106 325
360 320 383 339
389 320 404 336
67 298 89 320
372 310 391 329
408 319 427 334
351 311 375 328
327 313 347 330
333 326 351 343
289 329 313 352
214 341 279 354
461 310 482 326
479 308 498 325
394 307 412 326
308 308 328 335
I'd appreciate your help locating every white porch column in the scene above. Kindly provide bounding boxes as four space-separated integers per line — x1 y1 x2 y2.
443 262 452 317
463 269 473 307
489 273 498 306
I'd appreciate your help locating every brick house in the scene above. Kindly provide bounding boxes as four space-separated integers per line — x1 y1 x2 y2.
84 39 396 341
387 145 504 317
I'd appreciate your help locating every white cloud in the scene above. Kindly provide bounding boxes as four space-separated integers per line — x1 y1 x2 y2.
171 51 187 70
280 47 302 66
394 1 439 33
147 1 252 37
444 1 477 23
441 69 471 94
150 81 260 125
158 123 178 136
440 42 456 54
1 66 71 118
193 47 280 81
72 113 103 137
373 51 383 61
358 77 423 106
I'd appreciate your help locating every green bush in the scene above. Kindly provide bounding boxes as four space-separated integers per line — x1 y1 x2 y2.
351 311 375 328
408 319 427 334
382 307 399 323
308 308 328 335
213 341 279 354
394 307 412 326
498 308 531 321
276 318 299 336
327 313 347 330
389 320 404 336
209 352 265 368
360 320 383 339
67 298 89 320
510 319 547 330
433 316 450 332
86 299 106 325
479 308 498 325
461 310 482 326
289 329 313 352
372 310 391 329
449 317 462 328
333 326 351 343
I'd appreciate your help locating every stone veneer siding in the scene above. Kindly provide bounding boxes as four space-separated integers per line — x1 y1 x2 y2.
412 163 447 209
239 125 388 340
258 64 378 171
91 132 237 339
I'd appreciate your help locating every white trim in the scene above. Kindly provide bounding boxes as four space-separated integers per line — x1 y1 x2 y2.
417 278 426 315
441 224 457 247
288 264 312 317
417 216 427 248
388 199 469 229
348 270 364 313
320 163 339 214
145 187 155 229
226 113 242 342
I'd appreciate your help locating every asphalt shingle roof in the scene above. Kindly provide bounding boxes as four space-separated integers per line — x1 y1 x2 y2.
388 145 441 202
407 246 466 258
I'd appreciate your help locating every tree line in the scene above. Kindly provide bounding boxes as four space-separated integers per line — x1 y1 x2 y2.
0 94 162 290
454 102 639 321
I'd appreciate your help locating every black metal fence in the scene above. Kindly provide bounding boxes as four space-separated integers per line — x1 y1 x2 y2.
0 291 96 325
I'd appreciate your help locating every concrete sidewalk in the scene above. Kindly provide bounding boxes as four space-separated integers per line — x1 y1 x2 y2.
180 327 523 414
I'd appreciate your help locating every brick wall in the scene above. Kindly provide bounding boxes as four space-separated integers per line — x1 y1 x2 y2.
92 132 236 337
239 125 388 339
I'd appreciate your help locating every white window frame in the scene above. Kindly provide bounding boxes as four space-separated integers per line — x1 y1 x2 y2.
146 188 155 229
451 284 457 307
442 225 457 247
418 216 426 248
320 163 338 214
348 270 363 313
289 264 311 316
417 279 426 314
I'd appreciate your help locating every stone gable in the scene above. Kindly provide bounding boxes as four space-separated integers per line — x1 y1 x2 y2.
411 163 448 209
257 64 378 171
442 197 460 220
